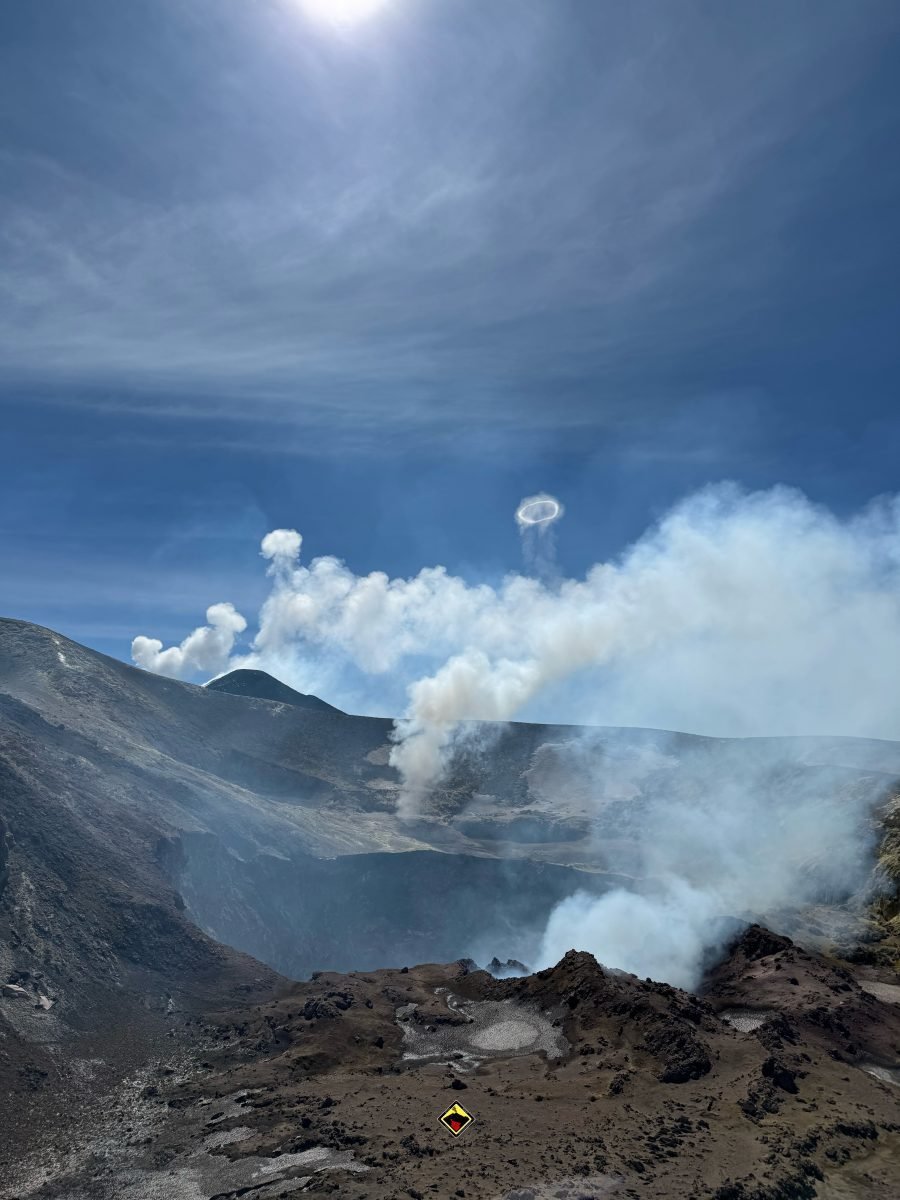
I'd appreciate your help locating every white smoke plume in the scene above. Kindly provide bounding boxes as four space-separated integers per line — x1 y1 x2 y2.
131 602 247 677
130 483 900 986
132 483 900 808
534 731 890 988
261 528 303 564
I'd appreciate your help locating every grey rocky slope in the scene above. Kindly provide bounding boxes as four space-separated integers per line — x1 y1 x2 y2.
3 615 900 990
206 666 344 714
2 616 900 1194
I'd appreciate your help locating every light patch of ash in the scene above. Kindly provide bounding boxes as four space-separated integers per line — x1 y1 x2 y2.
0 971 63 1045
115 1146 368 1198
201 1093 257 1124
861 1061 900 1086
860 981 900 1004
5 1066 368 1200
719 1007 777 1033
398 991 566 1069
470 1019 542 1050
253 1147 368 1176
201 1125 253 1150
0 1053 198 1200
92 1169 209 1200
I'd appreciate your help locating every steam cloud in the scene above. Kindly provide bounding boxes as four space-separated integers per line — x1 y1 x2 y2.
533 732 886 988
131 483 900 984
133 484 900 789
132 602 247 677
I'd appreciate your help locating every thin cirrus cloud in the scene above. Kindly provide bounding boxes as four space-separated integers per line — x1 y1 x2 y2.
2 1 898 447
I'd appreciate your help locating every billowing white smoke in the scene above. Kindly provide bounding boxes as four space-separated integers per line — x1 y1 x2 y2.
132 602 247 677
535 732 886 989
542 884 720 991
133 481 900 807
130 482 900 985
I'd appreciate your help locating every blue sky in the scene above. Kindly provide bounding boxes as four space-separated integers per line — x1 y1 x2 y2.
2 0 900 668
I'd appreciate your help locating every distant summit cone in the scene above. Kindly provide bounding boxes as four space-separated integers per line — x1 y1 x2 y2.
205 667 344 715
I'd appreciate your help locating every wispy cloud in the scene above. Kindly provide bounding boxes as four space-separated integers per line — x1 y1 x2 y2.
2 0 895 444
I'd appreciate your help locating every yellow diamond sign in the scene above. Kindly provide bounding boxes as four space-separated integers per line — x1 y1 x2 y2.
439 1102 474 1137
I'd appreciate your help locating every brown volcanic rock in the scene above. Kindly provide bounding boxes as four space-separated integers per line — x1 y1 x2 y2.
462 948 717 1084
11 937 899 1200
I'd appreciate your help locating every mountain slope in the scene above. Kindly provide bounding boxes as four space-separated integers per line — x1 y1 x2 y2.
3 616 900 985
206 667 344 714
2 617 900 1195
0 650 283 1172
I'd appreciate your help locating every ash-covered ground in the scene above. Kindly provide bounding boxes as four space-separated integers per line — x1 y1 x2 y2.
4 926 900 1200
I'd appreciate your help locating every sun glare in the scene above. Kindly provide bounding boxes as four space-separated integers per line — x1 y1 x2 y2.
298 0 390 29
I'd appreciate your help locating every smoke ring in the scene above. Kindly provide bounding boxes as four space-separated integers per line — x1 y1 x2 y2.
516 494 563 527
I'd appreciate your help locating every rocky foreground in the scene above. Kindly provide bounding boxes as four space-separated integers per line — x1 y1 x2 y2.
3 926 899 1200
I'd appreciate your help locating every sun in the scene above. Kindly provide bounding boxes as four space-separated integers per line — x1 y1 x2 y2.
298 0 390 29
